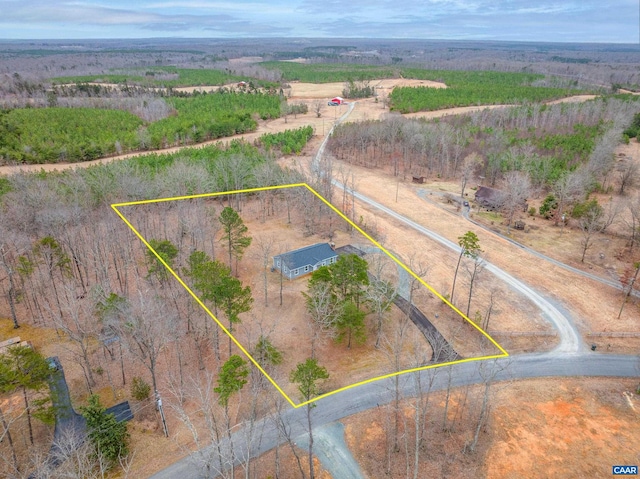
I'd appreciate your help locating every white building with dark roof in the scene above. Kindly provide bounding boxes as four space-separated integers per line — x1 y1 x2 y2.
273 243 338 280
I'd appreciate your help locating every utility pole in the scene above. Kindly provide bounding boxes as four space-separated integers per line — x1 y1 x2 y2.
155 389 168 437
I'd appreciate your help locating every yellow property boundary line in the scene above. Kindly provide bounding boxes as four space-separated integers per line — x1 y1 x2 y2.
112 183 508 408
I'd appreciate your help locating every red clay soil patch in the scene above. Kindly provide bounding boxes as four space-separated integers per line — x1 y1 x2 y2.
487 378 640 479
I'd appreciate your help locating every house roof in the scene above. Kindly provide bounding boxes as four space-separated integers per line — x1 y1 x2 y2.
274 243 337 270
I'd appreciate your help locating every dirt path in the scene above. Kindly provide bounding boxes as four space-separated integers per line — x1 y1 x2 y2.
0 82 598 176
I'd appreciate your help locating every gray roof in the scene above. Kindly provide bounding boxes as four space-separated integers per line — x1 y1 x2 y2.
274 243 337 270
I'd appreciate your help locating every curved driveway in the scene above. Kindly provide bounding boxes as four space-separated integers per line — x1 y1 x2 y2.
342 183 583 353
150 99 638 479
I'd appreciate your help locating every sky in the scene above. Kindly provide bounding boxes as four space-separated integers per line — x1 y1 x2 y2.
0 0 638 43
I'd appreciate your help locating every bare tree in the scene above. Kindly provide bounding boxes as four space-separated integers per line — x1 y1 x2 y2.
169 371 233 479
552 170 589 228
50 283 98 393
500 171 531 233
464 256 485 318
269 395 307 479
118 288 175 396
303 280 341 358
460 153 480 199
618 261 640 319
0 400 22 474
365 278 397 349
45 426 111 479
255 236 274 307
616 158 639 195
312 101 322 118
407 329 439 479
380 314 412 455
579 205 604 262
0 225 30 329
624 194 640 251
599 197 623 233
586 128 618 190
467 359 506 453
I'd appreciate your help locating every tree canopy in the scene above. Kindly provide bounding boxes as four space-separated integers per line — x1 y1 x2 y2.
214 355 249 407
219 206 252 274
80 394 129 466
290 358 329 402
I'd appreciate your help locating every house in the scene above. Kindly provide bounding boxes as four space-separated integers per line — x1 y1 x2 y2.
273 243 338 280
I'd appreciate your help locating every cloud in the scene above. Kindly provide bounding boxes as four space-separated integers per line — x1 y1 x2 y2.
0 0 636 41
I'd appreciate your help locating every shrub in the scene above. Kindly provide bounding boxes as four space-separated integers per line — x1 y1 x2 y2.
80 395 129 466
623 112 640 139
571 199 602 219
131 376 151 401
539 195 558 219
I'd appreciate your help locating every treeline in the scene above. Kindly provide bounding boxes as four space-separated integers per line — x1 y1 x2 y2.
145 91 281 148
390 83 572 113
327 97 636 188
0 107 143 163
0 136 312 206
51 66 243 88
261 61 399 83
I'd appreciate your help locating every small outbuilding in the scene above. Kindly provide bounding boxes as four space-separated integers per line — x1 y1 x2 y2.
328 97 346 106
273 243 338 280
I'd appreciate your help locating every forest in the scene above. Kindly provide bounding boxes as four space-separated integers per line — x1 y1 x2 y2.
0 57 602 165
0 90 283 163
1 39 639 479
50 66 245 88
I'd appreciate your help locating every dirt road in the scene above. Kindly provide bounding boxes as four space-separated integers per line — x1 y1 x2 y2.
0 83 598 176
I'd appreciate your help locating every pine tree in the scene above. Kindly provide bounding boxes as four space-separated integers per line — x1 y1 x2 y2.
79 394 129 466
219 206 252 275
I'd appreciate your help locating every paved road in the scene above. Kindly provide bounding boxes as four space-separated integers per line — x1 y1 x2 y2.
295 422 365 479
150 352 638 479
339 181 583 354
151 101 637 479
417 188 640 300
